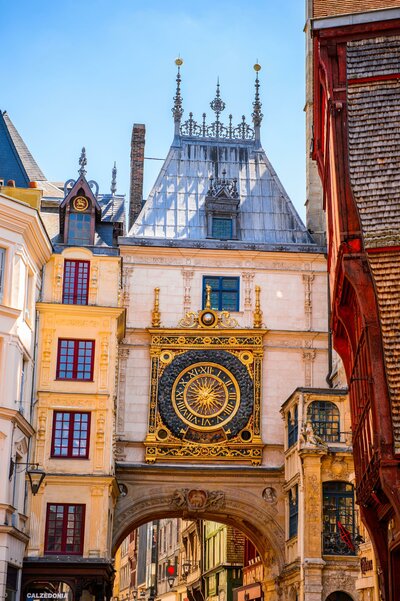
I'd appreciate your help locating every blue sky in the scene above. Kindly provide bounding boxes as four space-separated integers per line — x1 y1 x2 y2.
1 1 307 219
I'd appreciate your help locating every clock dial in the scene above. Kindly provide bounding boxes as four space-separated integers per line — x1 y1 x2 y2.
172 362 240 430
158 349 253 442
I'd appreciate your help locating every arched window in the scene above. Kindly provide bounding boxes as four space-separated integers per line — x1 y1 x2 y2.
288 405 298 448
323 482 355 556
307 401 340 442
326 593 354 601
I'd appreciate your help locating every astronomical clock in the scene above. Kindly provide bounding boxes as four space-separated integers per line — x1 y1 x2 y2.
144 286 266 465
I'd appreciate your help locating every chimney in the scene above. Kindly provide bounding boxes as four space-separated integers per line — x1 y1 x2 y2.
129 123 146 229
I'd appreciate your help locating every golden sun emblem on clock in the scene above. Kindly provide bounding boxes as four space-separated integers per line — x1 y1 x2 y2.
186 376 226 416
172 362 240 431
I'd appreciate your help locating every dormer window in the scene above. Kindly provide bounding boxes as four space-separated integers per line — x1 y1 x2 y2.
205 171 240 240
64 193 94 246
212 217 233 240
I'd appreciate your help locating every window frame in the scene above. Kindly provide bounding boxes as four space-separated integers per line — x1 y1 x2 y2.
44 503 85 555
307 400 340 442
202 276 240 312
288 485 298 539
288 405 298 448
67 212 92 246
56 338 95 381
211 217 233 240
0 247 6 304
62 259 90 305
51 411 91 459
322 481 355 556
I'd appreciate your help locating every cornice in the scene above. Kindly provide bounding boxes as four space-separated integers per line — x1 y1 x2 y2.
0 407 34 436
36 303 125 318
0 524 29 544
0 196 52 267
0 304 21 319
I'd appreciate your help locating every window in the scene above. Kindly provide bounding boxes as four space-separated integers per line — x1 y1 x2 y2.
45 503 85 555
24 268 34 322
51 412 90 458
56 339 95 381
63 260 90 304
19 358 28 415
68 213 91 246
0 248 5 303
323 482 355 555
289 486 298 538
212 217 233 239
202 276 239 311
307 401 340 442
288 405 298 448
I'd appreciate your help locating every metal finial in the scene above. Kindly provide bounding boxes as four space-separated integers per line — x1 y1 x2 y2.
205 284 212 309
152 288 161 327
252 64 263 130
111 162 117 195
210 78 226 120
253 285 263 329
172 58 184 130
78 147 87 176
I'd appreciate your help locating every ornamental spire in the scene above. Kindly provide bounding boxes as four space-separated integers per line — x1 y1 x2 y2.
252 63 263 146
111 161 117 195
172 57 184 135
78 147 87 177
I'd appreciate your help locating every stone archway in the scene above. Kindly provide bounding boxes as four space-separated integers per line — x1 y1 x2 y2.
114 464 285 572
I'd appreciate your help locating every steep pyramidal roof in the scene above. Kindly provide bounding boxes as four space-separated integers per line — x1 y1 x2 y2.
0 110 46 186
127 63 317 251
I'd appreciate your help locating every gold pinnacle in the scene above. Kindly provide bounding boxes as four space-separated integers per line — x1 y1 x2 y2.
253 63 261 72
205 284 212 309
152 287 161 327
253 285 263 329
175 57 183 66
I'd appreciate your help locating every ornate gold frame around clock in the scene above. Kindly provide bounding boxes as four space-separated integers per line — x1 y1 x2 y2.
144 287 266 465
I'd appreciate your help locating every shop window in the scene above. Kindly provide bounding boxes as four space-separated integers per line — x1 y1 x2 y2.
45 503 85 555
56 339 95 381
289 486 298 538
202 276 239 311
288 405 298 448
51 412 90 458
323 481 355 555
307 401 340 442
62 260 90 305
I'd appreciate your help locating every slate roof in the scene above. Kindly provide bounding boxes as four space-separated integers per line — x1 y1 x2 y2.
0 110 45 186
98 193 126 225
347 35 400 452
129 136 315 249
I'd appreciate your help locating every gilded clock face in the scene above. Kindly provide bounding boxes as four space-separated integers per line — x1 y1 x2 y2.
73 196 89 211
172 362 240 431
158 350 253 443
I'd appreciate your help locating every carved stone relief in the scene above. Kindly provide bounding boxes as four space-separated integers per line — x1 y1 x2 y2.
170 488 225 511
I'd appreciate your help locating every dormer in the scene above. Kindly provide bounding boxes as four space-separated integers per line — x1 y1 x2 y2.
205 170 240 239
59 149 101 247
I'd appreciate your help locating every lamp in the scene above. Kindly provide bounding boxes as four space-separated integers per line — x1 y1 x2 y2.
9 460 46 495
167 575 175 589
182 560 191 578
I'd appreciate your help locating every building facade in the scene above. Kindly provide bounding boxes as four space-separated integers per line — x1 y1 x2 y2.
309 2 400 599
0 183 52 601
20 161 125 599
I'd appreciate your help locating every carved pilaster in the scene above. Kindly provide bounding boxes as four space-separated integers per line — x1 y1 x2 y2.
242 271 254 326
35 409 48 465
40 330 55 388
99 333 110 390
122 265 134 323
94 412 106 470
117 347 130 434
302 273 314 331
182 269 194 313
88 259 99 305
302 345 316 387
52 256 64 303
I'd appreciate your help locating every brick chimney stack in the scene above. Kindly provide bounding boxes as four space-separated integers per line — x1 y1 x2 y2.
129 123 146 229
